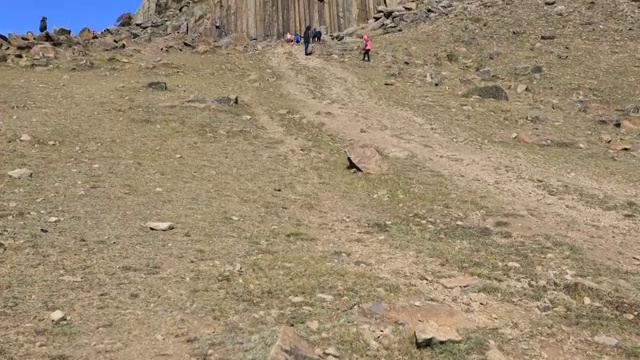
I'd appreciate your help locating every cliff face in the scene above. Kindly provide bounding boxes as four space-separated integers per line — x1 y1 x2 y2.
133 0 398 40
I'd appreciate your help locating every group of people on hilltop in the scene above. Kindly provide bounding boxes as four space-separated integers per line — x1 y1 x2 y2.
285 25 372 61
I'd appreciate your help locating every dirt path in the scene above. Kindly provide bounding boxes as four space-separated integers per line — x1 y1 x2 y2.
269 46 640 266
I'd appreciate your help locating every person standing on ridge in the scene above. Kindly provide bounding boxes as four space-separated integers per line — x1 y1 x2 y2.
39 16 48 33
362 34 371 62
303 25 311 56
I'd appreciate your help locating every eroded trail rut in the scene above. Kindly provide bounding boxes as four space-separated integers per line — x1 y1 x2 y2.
269 46 640 266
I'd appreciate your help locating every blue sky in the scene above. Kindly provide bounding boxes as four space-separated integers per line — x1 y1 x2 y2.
0 1 141 35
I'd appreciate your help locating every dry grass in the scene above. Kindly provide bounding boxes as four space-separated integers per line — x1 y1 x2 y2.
2 2 640 358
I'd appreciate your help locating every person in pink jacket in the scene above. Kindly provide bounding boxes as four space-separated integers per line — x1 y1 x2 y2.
362 34 371 62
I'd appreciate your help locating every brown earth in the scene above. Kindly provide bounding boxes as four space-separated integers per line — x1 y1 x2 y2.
1 0 640 359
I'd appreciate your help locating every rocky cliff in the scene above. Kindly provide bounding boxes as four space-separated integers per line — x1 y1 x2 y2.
132 0 413 40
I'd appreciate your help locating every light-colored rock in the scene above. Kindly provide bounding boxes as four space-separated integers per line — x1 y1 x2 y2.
20 134 32 141
414 321 462 348
317 294 334 302
583 297 592 305
506 262 521 268
599 133 612 143
48 217 61 223
384 79 396 86
146 222 174 231
8 168 33 179
439 276 480 289
306 320 320 331
516 84 528 94
60 276 83 282
324 347 340 357
345 146 388 175
49 310 66 323
486 345 509 360
30 43 56 59
269 327 321 360
593 335 618 346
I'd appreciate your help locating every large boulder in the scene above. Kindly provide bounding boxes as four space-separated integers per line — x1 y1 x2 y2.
92 35 122 51
53 27 71 36
30 43 56 59
78 27 96 41
117 13 133 27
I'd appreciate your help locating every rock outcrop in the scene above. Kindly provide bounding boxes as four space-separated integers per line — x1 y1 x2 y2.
131 0 418 40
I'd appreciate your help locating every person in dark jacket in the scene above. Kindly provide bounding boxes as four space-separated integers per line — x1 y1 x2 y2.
39 16 48 33
303 25 311 55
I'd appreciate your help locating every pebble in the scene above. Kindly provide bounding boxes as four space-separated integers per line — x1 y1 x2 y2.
544 0 556 5
516 84 528 94
289 296 305 303
306 320 320 331
507 262 521 268
383 79 396 86
623 313 634 320
146 222 174 231
324 347 340 357
48 217 61 223
593 335 618 346
583 297 592 305
20 134 32 141
7 168 33 179
49 310 66 323
317 294 334 302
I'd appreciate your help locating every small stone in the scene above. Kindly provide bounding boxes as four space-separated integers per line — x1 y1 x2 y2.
593 335 618 346
147 81 167 91
290 296 305 303
324 347 340 358
623 313 634 320
541 29 556 40
383 79 396 86
514 64 531 75
439 276 480 289
48 217 61 223
306 320 320 331
146 222 174 231
507 262 521 268
49 310 66 323
544 0 556 5
583 297 592 305
414 321 462 348
599 133 612 143
516 84 528 94
317 294 334 301
230 216 240 221
20 134 32 141
269 327 321 359
60 276 83 282
8 168 33 179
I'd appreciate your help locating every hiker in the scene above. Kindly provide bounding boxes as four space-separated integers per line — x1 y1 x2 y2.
39 16 48 33
285 32 293 43
303 25 311 55
312 28 322 43
362 34 371 62
294 32 300 44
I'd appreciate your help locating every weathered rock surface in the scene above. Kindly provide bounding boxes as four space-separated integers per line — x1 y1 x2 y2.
414 321 463 348
269 326 321 360
345 146 387 174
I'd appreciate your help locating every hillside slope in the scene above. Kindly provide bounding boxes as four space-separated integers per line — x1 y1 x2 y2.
1 0 640 359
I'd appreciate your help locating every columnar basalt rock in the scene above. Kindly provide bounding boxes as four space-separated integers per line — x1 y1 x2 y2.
133 0 390 40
